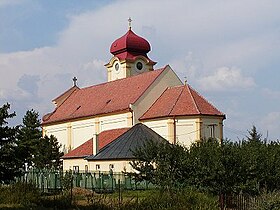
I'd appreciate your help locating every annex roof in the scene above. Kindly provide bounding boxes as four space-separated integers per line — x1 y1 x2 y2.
62 127 129 159
86 123 168 161
42 68 165 125
140 85 225 120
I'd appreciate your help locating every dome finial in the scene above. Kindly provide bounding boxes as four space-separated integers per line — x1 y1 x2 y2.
128 17 132 30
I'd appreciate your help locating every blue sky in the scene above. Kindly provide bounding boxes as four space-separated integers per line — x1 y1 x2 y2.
0 0 279 140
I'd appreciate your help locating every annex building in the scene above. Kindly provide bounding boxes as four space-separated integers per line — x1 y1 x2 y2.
42 25 225 173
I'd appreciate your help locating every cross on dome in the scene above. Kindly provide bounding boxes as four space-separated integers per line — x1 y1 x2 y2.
128 17 132 30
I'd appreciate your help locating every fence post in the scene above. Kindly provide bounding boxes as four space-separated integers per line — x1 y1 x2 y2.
219 193 225 210
118 179 121 208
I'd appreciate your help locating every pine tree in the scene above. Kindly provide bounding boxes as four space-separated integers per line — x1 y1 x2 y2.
17 109 42 170
247 125 262 142
0 103 20 183
34 135 63 170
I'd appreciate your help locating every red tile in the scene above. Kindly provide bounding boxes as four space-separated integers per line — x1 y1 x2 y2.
62 127 129 159
140 85 225 120
43 68 165 125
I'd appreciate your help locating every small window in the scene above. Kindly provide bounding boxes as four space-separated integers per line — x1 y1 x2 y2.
85 165 88 173
96 164 100 170
73 166 79 173
109 164 114 170
208 124 217 138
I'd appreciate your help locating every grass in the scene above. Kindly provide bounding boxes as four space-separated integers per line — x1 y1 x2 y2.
0 183 219 210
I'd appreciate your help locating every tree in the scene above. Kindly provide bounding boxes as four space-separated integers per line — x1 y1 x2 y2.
247 125 262 143
131 140 190 190
0 103 20 183
17 109 42 170
33 135 63 170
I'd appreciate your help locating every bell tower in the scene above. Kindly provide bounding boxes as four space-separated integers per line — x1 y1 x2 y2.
105 19 156 82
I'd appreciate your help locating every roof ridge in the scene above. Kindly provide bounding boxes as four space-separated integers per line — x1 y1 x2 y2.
186 85 200 114
167 86 185 116
80 67 165 91
188 85 225 115
52 85 80 102
43 88 80 123
115 127 135 157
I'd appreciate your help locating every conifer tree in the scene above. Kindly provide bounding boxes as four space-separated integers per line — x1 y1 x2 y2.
247 125 262 142
34 135 63 170
0 103 20 183
17 109 42 169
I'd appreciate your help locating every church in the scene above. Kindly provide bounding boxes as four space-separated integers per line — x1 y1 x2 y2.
42 22 225 173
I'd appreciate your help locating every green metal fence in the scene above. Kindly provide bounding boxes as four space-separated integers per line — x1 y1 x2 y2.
17 169 153 193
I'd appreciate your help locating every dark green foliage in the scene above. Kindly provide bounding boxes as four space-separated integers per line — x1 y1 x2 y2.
17 109 63 170
17 109 42 169
1 103 64 182
131 126 280 196
131 140 189 190
0 103 21 183
33 135 63 169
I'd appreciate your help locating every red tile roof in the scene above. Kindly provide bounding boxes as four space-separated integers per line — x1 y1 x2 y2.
140 85 225 120
62 127 129 159
42 68 165 125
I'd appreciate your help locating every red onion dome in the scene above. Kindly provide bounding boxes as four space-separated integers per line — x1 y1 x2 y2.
110 29 151 55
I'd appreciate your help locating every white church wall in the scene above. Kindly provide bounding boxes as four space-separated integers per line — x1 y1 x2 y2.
99 112 131 132
88 160 135 173
175 118 197 147
71 119 95 148
133 66 183 124
142 120 169 140
63 158 89 172
43 112 132 153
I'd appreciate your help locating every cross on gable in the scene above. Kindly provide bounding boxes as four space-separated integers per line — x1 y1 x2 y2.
73 77 77 86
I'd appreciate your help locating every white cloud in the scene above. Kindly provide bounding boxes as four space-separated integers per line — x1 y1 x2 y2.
260 112 280 139
197 67 256 91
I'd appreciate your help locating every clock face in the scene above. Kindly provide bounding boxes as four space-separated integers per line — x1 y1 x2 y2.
136 61 143 71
